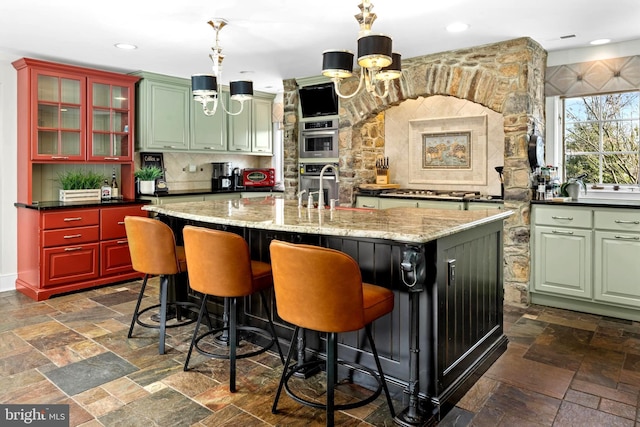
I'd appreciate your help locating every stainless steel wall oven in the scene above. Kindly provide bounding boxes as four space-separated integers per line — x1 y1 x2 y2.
298 119 339 159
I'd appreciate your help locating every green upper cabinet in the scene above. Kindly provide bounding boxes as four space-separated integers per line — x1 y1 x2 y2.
228 96 252 153
131 71 273 155
132 71 191 151
191 91 227 152
252 94 273 154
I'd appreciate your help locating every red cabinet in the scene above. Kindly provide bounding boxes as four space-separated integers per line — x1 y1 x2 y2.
12 58 140 204
16 204 146 301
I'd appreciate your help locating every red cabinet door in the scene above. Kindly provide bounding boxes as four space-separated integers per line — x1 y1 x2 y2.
100 240 134 276
42 243 99 287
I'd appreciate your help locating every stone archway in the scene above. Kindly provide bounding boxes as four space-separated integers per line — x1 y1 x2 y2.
282 37 547 305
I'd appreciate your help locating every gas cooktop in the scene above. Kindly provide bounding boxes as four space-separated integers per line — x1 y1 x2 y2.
379 189 482 200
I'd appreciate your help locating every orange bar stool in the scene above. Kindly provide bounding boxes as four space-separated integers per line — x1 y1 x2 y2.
124 216 201 355
269 240 396 426
182 225 284 393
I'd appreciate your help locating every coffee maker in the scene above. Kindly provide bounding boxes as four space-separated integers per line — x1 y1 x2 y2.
211 162 233 192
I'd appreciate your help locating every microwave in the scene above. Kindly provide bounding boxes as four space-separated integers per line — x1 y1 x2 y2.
299 119 339 159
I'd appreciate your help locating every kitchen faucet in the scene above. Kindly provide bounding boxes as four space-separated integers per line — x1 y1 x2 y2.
318 164 339 210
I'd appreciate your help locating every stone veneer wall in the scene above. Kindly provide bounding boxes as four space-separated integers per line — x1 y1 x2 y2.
282 37 547 305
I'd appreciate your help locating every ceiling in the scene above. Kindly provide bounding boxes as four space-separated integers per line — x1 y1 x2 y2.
1 0 639 94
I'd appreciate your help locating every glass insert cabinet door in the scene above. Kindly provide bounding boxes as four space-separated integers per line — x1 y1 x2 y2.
32 72 85 160
88 80 133 161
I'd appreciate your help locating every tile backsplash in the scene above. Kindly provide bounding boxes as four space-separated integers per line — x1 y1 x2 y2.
33 152 274 201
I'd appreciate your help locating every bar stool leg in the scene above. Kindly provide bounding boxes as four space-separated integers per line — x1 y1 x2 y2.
259 291 285 364
158 275 169 355
184 295 209 371
229 297 238 393
326 332 337 426
128 274 149 339
366 324 396 418
272 326 299 414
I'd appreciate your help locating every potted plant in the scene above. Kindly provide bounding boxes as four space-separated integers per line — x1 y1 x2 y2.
57 170 105 201
560 174 587 200
134 166 163 195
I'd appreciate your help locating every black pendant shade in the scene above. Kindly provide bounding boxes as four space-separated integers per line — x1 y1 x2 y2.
191 74 217 95
357 34 392 68
322 50 355 78
377 52 402 80
230 80 254 99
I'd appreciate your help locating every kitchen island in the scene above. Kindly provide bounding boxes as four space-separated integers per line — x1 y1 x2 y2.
144 197 512 425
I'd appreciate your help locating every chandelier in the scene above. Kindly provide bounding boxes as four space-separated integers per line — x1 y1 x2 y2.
191 19 253 116
321 0 402 99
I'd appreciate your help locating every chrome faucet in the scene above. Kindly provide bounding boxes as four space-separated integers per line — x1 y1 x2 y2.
318 164 339 210
297 189 306 208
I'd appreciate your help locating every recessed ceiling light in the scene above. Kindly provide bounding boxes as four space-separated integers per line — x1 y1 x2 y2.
590 38 611 46
114 43 137 50
446 22 469 33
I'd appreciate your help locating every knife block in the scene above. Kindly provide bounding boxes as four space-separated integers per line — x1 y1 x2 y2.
376 169 390 184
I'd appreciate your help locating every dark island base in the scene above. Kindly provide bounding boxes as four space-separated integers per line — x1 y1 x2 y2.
160 215 507 425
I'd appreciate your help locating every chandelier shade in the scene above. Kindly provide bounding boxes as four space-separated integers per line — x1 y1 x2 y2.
376 52 402 81
357 34 392 69
230 80 254 101
322 50 355 79
191 74 217 95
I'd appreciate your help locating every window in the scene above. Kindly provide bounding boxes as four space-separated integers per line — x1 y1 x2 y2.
563 91 640 185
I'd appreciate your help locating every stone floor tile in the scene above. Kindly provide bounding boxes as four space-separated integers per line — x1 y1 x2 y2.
553 400 634 427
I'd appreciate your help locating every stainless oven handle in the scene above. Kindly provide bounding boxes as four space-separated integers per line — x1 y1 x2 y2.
302 131 336 136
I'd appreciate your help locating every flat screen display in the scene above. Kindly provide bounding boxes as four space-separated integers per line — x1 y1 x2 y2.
298 83 338 118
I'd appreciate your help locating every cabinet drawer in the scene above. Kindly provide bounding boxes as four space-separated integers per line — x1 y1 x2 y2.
43 225 99 248
100 205 146 240
533 206 592 228
594 209 640 232
43 209 99 230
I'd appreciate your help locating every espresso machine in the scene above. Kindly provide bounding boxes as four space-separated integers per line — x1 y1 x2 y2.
211 162 233 192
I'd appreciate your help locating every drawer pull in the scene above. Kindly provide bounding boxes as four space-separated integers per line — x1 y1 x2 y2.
64 247 83 252
614 220 640 225
552 230 574 235
362 204 376 208
51 156 70 160
551 216 573 220
104 157 120 161
63 217 82 222
118 221 125 225
63 234 82 239
116 240 128 244
615 235 640 240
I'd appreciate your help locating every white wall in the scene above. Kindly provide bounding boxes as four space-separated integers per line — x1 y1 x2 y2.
0 52 19 292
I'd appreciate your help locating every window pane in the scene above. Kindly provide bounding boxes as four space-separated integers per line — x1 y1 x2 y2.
565 154 599 182
93 83 111 107
602 154 638 184
38 75 58 102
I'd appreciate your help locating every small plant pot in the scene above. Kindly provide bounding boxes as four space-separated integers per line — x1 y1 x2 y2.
138 180 155 195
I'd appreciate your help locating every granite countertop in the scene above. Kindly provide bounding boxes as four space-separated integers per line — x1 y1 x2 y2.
143 197 513 244
140 188 284 197
531 199 640 208
15 198 148 210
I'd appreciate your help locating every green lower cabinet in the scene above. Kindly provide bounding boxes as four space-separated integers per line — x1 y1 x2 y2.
533 225 592 299
379 198 419 209
594 230 640 307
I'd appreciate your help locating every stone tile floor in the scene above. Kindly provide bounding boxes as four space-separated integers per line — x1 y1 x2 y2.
2 278 640 426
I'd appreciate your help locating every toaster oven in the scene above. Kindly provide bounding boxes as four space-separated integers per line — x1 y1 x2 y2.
242 168 276 187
